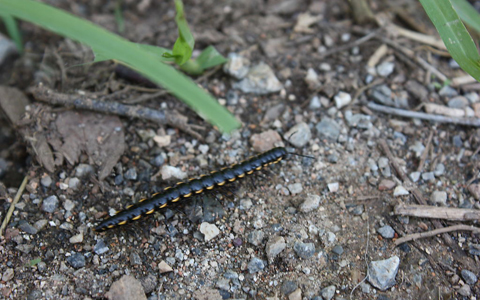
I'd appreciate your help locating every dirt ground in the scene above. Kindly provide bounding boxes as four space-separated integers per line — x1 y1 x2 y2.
1 0 480 299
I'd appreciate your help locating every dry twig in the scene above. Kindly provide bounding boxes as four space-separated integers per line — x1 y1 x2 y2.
395 224 480 246
394 203 480 221
0 176 28 238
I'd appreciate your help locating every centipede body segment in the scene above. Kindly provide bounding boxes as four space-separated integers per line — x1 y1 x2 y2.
94 147 288 231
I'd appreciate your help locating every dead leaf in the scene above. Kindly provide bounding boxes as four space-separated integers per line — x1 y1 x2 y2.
293 12 322 33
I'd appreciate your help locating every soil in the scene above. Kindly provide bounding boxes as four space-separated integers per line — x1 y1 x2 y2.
0 0 479 299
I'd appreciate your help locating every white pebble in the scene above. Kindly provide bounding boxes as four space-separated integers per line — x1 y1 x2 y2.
200 222 220 242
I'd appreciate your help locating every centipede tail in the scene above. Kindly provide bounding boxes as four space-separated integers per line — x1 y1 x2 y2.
94 147 288 231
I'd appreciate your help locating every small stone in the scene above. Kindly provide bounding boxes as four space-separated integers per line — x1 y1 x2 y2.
223 53 250 80
378 179 395 191
106 275 147 300
158 260 173 273
124 168 138 180
431 191 447 206
452 135 463 147
457 284 471 297
68 177 80 189
321 285 336 300
200 222 220 242
377 225 395 239
334 91 352 109
393 186 409 196
161 165 187 180
288 288 302 300
367 256 400 291
153 135 171 147
284 122 311 148
233 62 283 95
281 280 298 295
327 182 339 193
42 195 59 213
18 220 38 235
305 68 320 90
288 183 303 195
250 130 283 153
293 242 315 259
469 244 480 256
409 141 425 157
309 96 322 110
66 252 85 269
40 175 52 187
69 232 83 244
75 164 94 177
468 184 480 200
2 268 14 282
299 194 321 212
460 269 477 285
438 85 458 97
247 230 265 246
130 252 142 266
367 158 378 171
94 239 109 255
266 236 286 262
216 278 230 291
239 198 253 210
64 199 75 211
448 96 469 108
332 245 344 256
322 231 336 246
434 163 445 177
409 172 421 183
316 117 341 141
247 257 265 273
33 219 48 231
371 85 394 106
421 172 435 182
376 61 395 77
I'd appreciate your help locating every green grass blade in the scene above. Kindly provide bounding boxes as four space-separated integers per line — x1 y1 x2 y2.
0 13 23 52
452 0 480 34
420 0 480 82
0 0 240 133
181 46 228 75
162 0 194 65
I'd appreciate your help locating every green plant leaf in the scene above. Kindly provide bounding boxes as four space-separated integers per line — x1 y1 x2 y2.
26 258 42 267
0 13 23 52
0 0 240 134
162 0 194 65
180 46 228 75
452 0 480 34
420 0 480 82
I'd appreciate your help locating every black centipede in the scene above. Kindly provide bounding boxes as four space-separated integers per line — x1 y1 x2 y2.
94 147 308 231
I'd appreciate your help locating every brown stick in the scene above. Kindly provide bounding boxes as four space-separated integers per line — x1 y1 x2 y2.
417 131 433 172
395 203 480 221
395 224 480 246
0 176 28 238
29 84 204 140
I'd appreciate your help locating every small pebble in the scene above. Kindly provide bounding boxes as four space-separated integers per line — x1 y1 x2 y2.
409 172 421 183
438 85 458 97
448 96 469 108
309 96 322 109
434 163 445 177
94 239 109 255
334 91 351 109
299 194 321 212
457 284 471 297
130 252 142 266
68 177 80 189
393 186 409 196
288 288 302 300
461 269 477 285
376 61 395 77
288 183 303 195
233 62 283 95
124 168 138 181
223 53 250 80
42 195 59 213
66 252 85 269
293 242 315 259
41 175 52 187
161 165 187 180
321 285 336 300
266 236 286 262
158 260 173 273
200 222 220 242
64 199 75 211
18 221 38 235
69 232 83 244
281 280 298 295
327 182 339 193
431 191 447 206
305 68 320 90
332 245 344 256
378 179 395 191
421 172 435 182
2 268 14 282
316 118 341 141
247 257 265 273
367 256 400 291
377 225 395 239
284 122 311 148
250 130 283 153
75 164 94 177
247 230 265 246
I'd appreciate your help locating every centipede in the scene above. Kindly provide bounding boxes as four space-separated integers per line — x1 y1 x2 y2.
95 147 308 231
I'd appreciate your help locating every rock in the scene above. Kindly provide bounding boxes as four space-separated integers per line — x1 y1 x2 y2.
106 275 147 300
94 239 109 255
66 252 85 269
371 85 394 106
281 280 298 295
299 194 321 212
305 68 321 90
200 222 220 242
327 182 339 193
69 232 83 244
457 284 471 297
448 96 469 108
293 242 315 259
233 62 283 94
288 183 303 195
160 165 187 180
460 269 477 285
124 168 138 180
250 130 283 153
378 179 395 191
409 172 421 183
2 268 14 282
42 195 59 213
64 199 75 211
376 61 395 77
158 260 173 273
247 230 265 246
433 163 445 177
332 245 344 256
18 220 38 235
266 236 286 262
223 53 250 80
40 175 52 187
75 164 94 177
393 186 409 196
421 172 435 182
316 118 341 141
334 91 351 109
247 257 265 273
288 288 302 300
284 122 311 148
431 191 447 206
68 177 80 189
321 285 336 300
409 141 425 157
367 256 400 291
377 225 395 239
309 96 322 109
468 183 480 200
438 85 458 97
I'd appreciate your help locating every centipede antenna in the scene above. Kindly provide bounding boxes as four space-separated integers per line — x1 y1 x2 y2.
288 152 315 160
